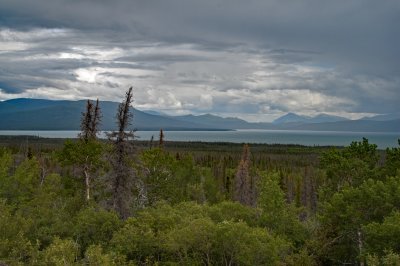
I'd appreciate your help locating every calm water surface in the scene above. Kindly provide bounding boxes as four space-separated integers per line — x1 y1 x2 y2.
0 130 399 149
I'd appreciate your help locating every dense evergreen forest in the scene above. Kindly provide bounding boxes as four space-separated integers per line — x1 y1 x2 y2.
1 89 400 265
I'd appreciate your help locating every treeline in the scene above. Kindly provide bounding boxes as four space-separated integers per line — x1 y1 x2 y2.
0 88 400 265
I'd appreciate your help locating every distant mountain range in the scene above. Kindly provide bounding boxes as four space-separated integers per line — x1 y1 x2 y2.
361 113 400 121
0 98 399 132
272 112 349 124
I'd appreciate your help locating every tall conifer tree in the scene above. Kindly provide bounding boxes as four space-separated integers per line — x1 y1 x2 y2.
107 87 136 218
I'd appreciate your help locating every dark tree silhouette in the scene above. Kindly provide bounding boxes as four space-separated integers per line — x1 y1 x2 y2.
159 129 164 148
107 87 136 218
149 135 154 149
80 99 101 142
80 100 94 142
91 99 101 138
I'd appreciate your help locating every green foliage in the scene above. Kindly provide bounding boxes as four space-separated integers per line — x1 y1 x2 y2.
84 245 127 266
257 172 308 246
1 136 400 265
59 139 105 201
42 237 79 265
111 201 290 265
364 211 400 256
59 139 104 169
207 201 259 226
17 173 79 248
165 216 216 265
284 248 317 266
138 148 180 205
0 199 38 264
384 139 400 177
0 148 12 181
110 211 161 262
366 251 400 266
73 207 121 252
346 137 379 167
317 176 400 263
258 172 286 213
320 138 380 195
0 158 41 205
137 148 209 206
212 221 289 266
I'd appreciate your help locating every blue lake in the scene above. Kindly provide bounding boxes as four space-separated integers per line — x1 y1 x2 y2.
0 130 399 149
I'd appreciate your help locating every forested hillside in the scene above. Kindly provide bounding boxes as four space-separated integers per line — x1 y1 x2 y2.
1 90 400 265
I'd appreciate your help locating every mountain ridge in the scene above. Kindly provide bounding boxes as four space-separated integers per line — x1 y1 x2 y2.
273 112 349 124
0 98 399 132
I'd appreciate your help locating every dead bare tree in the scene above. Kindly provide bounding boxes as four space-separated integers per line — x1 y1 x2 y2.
233 144 257 206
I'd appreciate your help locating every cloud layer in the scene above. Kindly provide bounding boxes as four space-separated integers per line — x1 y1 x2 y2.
0 0 399 121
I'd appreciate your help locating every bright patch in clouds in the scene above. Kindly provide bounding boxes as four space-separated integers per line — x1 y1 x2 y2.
75 68 99 83
59 52 85 60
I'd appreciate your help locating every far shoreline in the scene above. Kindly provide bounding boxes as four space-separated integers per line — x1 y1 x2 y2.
0 130 398 149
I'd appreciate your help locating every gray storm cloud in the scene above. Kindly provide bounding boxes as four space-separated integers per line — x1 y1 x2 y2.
0 0 399 121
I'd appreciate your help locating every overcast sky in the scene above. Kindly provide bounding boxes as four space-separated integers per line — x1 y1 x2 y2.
0 0 399 121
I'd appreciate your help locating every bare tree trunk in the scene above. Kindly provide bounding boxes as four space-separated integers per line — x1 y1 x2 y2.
84 168 90 201
83 155 91 201
40 167 46 186
358 229 364 266
38 155 47 186
135 179 148 209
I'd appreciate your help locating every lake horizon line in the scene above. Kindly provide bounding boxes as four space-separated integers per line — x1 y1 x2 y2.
0 130 398 149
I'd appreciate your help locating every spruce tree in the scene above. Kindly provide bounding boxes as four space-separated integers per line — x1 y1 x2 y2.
79 99 101 141
80 100 94 142
159 129 164 148
107 87 136 218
